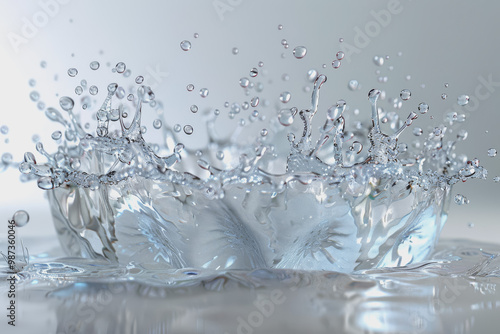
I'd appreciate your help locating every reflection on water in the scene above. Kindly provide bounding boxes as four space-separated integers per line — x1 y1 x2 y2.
1 239 500 333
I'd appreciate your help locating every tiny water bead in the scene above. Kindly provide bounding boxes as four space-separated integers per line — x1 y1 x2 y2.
332 60 341 69
75 86 83 95
494 176 500 183
67 68 78 77
183 125 194 135
239 77 250 88
454 194 469 205
193 33 199 38
153 119 162 129
336 51 345 60
250 68 258 77
488 148 497 157
127 94 134 101
278 24 283 30
348 80 359 91
258 61 264 67
135 76 144 84
180 40 192 51
293 46 307 59
1 152 12 164
400 89 411 101
216 151 224 160
412 127 423 136
89 85 98 95
115 62 126 73
232 47 239 55
90 61 100 70
12 210 29 227
278 107 297 126
30 91 40 102
250 96 259 107
457 94 470 106
29 78 36 87
307 69 318 82
260 128 268 136
373 56 384 66
441 93 447 100
199 88 209 98
190 105 198 113
51 131 62 140
339 37 344 42
418 102 429 114
0 125 8 135
279 91 291 103
186 84 194 91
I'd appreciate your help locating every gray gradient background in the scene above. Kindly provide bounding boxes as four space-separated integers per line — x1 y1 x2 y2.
0 0 499 250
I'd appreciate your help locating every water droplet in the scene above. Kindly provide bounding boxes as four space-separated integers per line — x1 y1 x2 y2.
29 79 36 87
239 77 250 88
441 93 447 100
183 125 193 135
1 152 12 164
127 94 134 101
260 129 268 137
12 210 29 227
258 61 264 67
216 151 224 160
293 46 307 59
278 24 283 30
180 40 191 51
457 129 468 141
115 62 126 73
193 32 199 38
89 85 98 95
457 94 470 106
278 108 296 126
187 84 194 91
332 60 341 69
488 148 497 157
40 61 47 68
153 119 162 129
51 131 62 140
250 68 258 77
281 39 288 46
339 38 344 43
307 69 318 82
0 125 8 135
88 61 100 71
336 51 345 60
67 68 78 77
59 96 74 111
173 124 181 132
418 102 429 114
412 127 423 136
232 47 239 55
444 83 449 88
199 88 209 98
348 80 359 91
400 89 411 101
214 109 220 116
454 194 469 205
373 56 384 66
279 91 291 103
135 76 144 84
30 91 40 102
467 222 475 228
250 97 259 107
37 101 45 110
494 176 500 183
75 86 83 95
190 105 198 113
406 75 411 81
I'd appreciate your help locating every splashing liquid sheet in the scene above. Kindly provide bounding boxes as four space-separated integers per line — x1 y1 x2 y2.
15 44 489 274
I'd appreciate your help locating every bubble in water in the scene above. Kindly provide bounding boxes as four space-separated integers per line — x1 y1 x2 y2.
59 96 74 111
307 69 318 82
418 102 429 114
216 151 224 160
239 77 250 88
373 56 384 66
51 131 62 140
457 94 470 106
250 68 258 77
187 84 194 91
279 91 291 103
199 88 209 98
332 60 341 69
12 210 29 227
293 46 307 59
135 76 144 84
30 91 40 101
75 86 83 95
180 40 191 51
400 89 411 101
190 105 198 113
278 24 283 30
115 62 126 73
488 148 497 157
454 194 469 205
232 47 239 55
0 125 8 135
348 80 359 91
88 85 98 95
336 51 345 60
67 68 78 77
153 119 162 129
183 125 194 135
441 93 447 100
